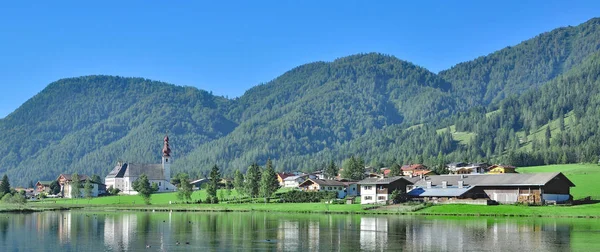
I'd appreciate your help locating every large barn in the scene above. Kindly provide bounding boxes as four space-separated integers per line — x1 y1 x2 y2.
408 172 575 205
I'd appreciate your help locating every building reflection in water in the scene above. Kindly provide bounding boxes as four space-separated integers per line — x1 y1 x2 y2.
0 211 575 251
104 213 137 251
360 217 388 251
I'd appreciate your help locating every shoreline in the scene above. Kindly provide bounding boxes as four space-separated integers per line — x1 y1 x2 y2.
3 203 600 219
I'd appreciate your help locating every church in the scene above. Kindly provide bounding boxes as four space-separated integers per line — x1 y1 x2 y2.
104 135 177 195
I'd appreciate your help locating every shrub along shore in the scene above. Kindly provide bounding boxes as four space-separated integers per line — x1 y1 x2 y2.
1 189 598 218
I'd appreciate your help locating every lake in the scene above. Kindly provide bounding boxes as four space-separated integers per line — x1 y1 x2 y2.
0 210 598 251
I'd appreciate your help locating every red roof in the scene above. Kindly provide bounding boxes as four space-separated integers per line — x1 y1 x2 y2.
412 170 436 176
277 173 294 180
401 164 427 171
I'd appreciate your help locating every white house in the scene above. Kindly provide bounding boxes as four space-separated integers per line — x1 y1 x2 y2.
57 174 101 198
104 135 176 195
358 176 413 204
298 178 348 198
283 174 309 188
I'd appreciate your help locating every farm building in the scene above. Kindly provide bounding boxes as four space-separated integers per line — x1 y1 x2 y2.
407 172 574 205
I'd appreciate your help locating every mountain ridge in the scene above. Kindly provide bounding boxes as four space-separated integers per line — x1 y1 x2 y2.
2 17 600 185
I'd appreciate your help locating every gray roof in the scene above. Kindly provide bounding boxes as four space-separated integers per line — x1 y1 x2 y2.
299 179 346 187
412 172 574 188
358 176 413 185
105 162 166 180
284 174 308 181
408 186 474 197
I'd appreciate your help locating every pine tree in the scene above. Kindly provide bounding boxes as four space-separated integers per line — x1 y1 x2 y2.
70 173 81 199
176 173 193 202
233 169 245 195
207 165 221 203
259 159 280 202
132 174 153 204
341 156 365 180
324 160 339 179
0 175 10 196
84 179 94 199
245 163 262 198
389 163 401 177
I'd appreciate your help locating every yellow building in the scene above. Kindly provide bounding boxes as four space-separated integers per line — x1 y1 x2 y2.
488 165 517 174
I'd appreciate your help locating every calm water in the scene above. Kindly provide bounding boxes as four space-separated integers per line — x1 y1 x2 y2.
0 211 598 251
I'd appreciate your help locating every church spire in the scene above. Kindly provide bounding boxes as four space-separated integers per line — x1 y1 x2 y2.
162 133 171 157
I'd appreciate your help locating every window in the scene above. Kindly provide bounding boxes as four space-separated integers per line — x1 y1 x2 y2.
365 196 372 200
379 186 384 190
327 187 331 190
378 196 385 200
365 186 372 190
159 182 162 186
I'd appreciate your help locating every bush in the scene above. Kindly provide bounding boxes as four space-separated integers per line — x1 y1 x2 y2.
1 193 27 205
279 190 338 203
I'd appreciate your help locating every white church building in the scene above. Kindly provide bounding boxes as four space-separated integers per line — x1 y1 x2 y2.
105 135 177 195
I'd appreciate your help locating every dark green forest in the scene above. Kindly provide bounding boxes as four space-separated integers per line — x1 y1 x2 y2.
1 18 600 185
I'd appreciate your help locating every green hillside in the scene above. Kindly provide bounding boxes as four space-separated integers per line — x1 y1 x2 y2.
1 18 600 185
0 76 236 184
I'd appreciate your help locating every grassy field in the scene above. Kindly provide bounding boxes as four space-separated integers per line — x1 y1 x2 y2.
517 163 600 199
416 203 600 217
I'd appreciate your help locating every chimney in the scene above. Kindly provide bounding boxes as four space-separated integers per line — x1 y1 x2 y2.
460 174 465 179
458 181 464 188
420 174 424 179
442 181 447 188
409 174 413 178
426 181 432 188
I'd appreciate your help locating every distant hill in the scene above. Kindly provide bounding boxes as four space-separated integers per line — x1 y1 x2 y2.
1 18 600 185
0 76 236 185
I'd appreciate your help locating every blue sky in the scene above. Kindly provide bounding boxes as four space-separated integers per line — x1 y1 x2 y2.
1 0 599 118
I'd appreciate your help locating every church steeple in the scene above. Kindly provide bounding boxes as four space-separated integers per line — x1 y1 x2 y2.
162 133 172 185
162 134 171 157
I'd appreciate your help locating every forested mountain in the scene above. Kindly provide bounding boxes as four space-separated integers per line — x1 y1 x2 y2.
441 17 600 109
1 18 600 185
0 76 236 185
177 54 455 174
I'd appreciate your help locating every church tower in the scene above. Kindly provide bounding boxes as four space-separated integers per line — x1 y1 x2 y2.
162 134 172 182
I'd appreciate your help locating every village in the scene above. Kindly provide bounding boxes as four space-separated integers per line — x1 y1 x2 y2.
27 158 574 207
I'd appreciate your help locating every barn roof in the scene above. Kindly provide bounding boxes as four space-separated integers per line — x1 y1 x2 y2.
412 172 575 188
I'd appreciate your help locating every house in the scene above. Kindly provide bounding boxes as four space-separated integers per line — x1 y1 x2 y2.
446 162 467 171
36 181 53 193
277 173 295 186
412 170 437 176
338 179 361 197
190 178 209 190
298 178 348 198
57 174 101 198
105 135 176 194
401 164 428 176
407 172 574 205
449 163 489 174
283 174 309 188
358 176 414 204
364 172 384 178
488 165 517 174
380 168 391 177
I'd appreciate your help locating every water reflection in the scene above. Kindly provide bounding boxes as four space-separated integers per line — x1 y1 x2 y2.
0 211 594 251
